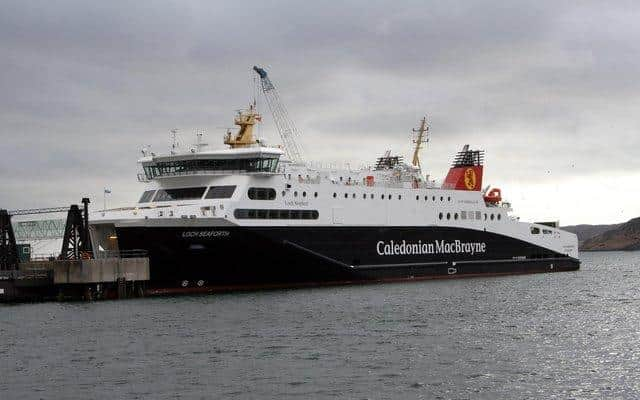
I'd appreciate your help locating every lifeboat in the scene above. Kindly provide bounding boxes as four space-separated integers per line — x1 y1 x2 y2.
484 188 502 203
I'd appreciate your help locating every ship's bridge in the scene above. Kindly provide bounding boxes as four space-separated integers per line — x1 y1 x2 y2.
138 147 284 181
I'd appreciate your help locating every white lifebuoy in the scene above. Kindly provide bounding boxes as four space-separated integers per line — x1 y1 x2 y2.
181 280 189 287
196 280 205 287
448 267 457 275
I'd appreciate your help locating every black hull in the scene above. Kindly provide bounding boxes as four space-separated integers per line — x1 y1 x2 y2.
114 225 580 293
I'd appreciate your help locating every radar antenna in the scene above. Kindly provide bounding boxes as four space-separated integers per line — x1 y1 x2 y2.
411 116 430 169
252 66 304 162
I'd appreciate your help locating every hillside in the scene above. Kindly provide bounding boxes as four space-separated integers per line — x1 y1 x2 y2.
566 218 640 251
562 223 622 245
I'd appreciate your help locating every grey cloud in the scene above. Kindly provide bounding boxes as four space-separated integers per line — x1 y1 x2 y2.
1 0 639 221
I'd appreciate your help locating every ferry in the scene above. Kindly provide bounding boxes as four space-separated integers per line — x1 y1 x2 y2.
89 68 579 294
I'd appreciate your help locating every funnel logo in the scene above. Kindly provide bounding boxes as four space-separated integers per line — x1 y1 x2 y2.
464 168 477 190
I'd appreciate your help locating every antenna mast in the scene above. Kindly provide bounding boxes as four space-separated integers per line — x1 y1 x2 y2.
411 116 429 169
252 66 304 163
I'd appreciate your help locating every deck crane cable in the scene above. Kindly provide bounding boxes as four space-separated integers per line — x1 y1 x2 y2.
252 66 304 163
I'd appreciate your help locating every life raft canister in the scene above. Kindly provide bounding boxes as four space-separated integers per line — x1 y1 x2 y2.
483 188 502 203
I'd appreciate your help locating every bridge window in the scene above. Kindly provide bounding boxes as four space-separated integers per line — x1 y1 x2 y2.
248 187 276 200
142 157 279 179
205 185 236 199
531 227 540 234
153 187 207 202
139 190 156 203
234 209 319 220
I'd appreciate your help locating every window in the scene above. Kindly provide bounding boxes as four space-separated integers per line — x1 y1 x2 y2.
446 212 451 220
352 193 356 199
333 193 337 198
139 190 156 203
543 229 553 234
344 193 348 199
448 196 451 202
142 157 280 179
370 194 374 199
454 213 459 220
439 212 443 220
484 213 488 220
206 185 236 199
294 191 298 197
398 195 402 200
248 187 276 200
302 191 307 197
234 209 319 220
425 196 428 201
432 196 436 201
388 194 392 200
314 192 318 198
416 195 419 200
440 196 444 201
490 214 495 221
153 187 207 202
475 211 482 220
531 227 540 234
282 190 286 197
497 214 501 221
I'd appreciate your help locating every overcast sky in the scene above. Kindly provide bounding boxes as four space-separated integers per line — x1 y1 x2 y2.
2 0 639 225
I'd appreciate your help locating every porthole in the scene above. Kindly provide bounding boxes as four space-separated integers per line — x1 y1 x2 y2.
294 191 298 197
344 193 348 199
490 214 495 220
302 191 307 197
388 194 392 200
333 193 337 198
446 212 451 220
314 192 318 198
440 196 444 201
439 212 443 220
454 213 459 220
447 196 451 202
497 214 501 220
432 196 436 201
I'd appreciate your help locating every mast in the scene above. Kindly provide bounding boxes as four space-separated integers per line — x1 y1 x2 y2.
411 116 429 169
223 103 262 148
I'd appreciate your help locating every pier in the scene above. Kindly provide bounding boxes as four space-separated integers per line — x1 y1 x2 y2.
0 200 149 302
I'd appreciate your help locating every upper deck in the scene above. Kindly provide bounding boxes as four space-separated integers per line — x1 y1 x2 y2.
138 147 285 182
